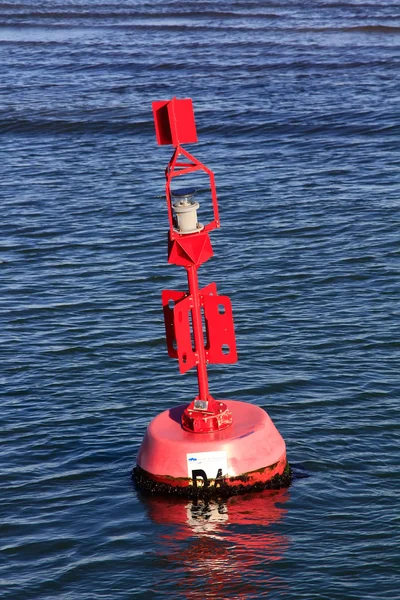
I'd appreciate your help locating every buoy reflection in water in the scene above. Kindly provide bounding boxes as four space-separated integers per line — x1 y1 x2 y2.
141 490 290 598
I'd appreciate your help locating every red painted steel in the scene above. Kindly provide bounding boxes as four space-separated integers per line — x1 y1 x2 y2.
181 396 233 433
199 281 217 297
136 400 287 486
162 285 237 373
163 282 236 370
173 294 197 374
165 145 220 237
151 97 238 431
134 97 289 494
186 265 209 400
161 289 186 359
168 230 214 268
203 294 237 364
152 98 198 146
161 266 238 429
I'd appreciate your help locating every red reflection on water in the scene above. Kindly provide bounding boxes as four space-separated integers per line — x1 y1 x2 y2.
143 490 290 599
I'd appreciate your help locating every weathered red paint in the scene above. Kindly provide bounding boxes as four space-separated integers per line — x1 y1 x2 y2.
134 99 288 494
136 400 287 489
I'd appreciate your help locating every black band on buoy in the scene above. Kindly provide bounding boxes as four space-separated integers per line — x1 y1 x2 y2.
133 463 292 500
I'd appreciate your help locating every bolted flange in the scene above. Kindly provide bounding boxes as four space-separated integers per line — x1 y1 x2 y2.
181 397 233 433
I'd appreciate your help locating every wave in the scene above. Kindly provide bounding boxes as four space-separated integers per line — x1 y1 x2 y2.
0 118 153 134
342 25 400 33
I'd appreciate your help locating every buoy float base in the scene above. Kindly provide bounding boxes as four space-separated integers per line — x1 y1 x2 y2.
134 400 291 498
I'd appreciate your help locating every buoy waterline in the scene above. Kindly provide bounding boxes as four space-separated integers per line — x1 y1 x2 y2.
133 97 291 497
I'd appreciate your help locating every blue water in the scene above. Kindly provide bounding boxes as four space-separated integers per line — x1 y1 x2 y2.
1 1 399 598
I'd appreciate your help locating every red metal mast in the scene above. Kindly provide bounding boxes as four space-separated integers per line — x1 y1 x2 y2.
153 98 237 433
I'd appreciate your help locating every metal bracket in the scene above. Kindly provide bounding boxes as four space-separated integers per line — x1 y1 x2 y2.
162 283 237 373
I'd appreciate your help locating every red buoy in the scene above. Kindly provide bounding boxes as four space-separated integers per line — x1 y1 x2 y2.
134 98 290 497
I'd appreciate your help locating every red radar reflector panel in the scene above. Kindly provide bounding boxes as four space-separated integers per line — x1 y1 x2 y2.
162 290 197 372
203 294 237 364
152 98 198 146
162 289 186 358
199 281 217 298
173 295 197 373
